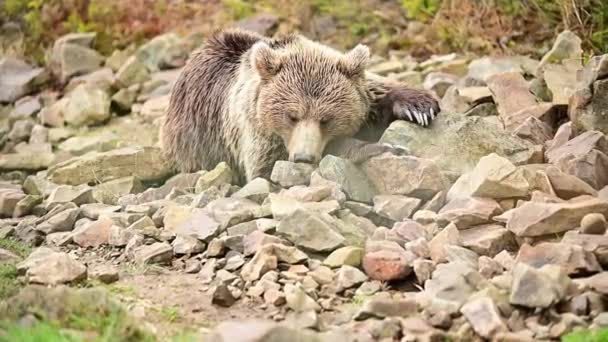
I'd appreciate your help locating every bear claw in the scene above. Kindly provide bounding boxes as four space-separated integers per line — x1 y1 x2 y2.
387 87 440 127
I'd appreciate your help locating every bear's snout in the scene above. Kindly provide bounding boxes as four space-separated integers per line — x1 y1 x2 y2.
287 120 327 165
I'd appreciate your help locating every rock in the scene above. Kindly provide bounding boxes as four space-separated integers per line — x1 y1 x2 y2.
580 213 606 235
13 194 42 217
11 96 41 121
139 94 170 119
423 72 459 98
505 197 608 237
0 57 47 103
61 84 111 127
372 195 421 222
587 272 608 295
380 115 539 175
135 33 187 72
26 252 87 285
284 283 321 312
466 56 531 83
195 162 234 193
36 208 81 234
460 224 517 257
413 259 435 284
277 209 345 253
362 154 448 201
0 248 20 264
545 166 597 199
424 262 480 313
0 151 56 171
268 193 339 220
207 197 260 228
460 297 508 339
235 13 279 35
270 161 315 188
437 197 502 229
323 246 364 268
65 68 114 93
94 176 144 205
115 55 150 87
336 264 368 292
58 134 119 156
173 208 221 242
538 30 583 71
509 263 570 308
111 86 139 111
543 63 579 105
0 189 26 217
172 235 205 255
516 242 601 275
448 153 529 202
8 119 34 142
29 125 48 144
212 284 237 307
46 184 95 208
72 216 113 247
241 248 277 281
232 178 276 203
89 265 119 284
362 240 415 281
545 130 608 189
206 319 322 342
49 33 104 82
429 223 462 263
486 72 538 128
47 147 172 185
318 155 377 203
133 242 173 265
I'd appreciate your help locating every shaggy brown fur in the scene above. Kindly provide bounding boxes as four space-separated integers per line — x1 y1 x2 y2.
160 28 440 184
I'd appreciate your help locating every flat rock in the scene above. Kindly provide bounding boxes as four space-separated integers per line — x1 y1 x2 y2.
437 197 502 229
115 55 150 87
0 57 47 103
362 154 448 201
380 115 539 175
26 252 87 285
284 283 321 313
0 152 56 171
448 153 529 201
268 193 339 220
323 246 364 268
46 184 95 208
424 261 479 313
36 208 81 234
232 178 277 204
173 208 221 242
133 242 173 265
372 195 421 222
336 265 368 292
505 197 608 237
460 224 517 257
516 242 601 275
241 248 278 281
47 147 172 185
276 209 345 253
354 297 418 320
88 264 119 284
429 223 462 263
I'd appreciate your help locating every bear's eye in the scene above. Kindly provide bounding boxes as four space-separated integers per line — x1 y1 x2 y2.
320 117 330 126
288 113 299 124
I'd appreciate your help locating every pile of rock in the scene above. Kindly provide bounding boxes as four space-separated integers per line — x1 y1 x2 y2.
1 28 608 341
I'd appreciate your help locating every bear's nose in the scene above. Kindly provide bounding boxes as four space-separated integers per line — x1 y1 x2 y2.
293 153 315 164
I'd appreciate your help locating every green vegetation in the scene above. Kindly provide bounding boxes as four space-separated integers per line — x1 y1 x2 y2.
401 0 442 21
0 264 19 300
0 237 32 258
159 306 181 323
562 328 608 342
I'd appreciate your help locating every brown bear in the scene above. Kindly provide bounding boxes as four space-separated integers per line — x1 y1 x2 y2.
160 28 440 185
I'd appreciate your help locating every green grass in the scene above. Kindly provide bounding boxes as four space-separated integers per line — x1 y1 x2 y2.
159 306 181 323
562 328 608 342
0 321 83 342
0 264 19 300
0 238 32 258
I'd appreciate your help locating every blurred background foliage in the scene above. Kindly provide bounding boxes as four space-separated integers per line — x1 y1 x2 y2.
0 0 606 64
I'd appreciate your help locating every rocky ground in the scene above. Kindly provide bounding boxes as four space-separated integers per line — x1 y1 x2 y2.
0 25 608 342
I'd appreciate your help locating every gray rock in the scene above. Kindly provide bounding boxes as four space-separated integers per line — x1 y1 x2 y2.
89 265 119 284
537 30 583 72
354 297 418 320
25 251 87 285
172 235 205 255
49 37 104 82
270 161 315 188
424 262 480 313
373 195 421 222
57 134 119 156
36 208 81 234
460 297 508 339
380 115 540 175
195 162 234 193
133 242 173 265
509 263 570 308
115 56 150 88
232 177 277 204
72 216 112 248
336 265 368 291
65 68 114 94
268 193 339 220
284 283 321 312
318 155 377 203
94 176 144 205
8 119 34 142
236 13 279 36
62 83 111 127
276 209 345 253
46 184 95 209
135 33 187 72
47 147 172 186
174 208 221 242
0 189 26 217
580 213 606 235
0 57 47 103
0 152 56 171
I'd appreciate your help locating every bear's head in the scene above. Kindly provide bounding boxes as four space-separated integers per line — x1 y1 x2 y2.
250 38 370 164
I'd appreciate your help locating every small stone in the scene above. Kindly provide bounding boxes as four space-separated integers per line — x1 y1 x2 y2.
61 84 111 127
323 246 364 268
373 195 421 222
264 289 286 306
35 208 81 234
46 184 95 209
212 284 237 307
354 297 418 320
173 208 222 242
284 283 321 312
429 223 462 263
195 162 233 193
172 235 205 255
115 55 150 87
437 197 503 229
460 297 508 339
580 213 606 235
270 161 315 188
362 240 415 281
336 265 368 291
231 178 276 204
460 224 518 257
413 259 435 284
424 262 480 314
240 248 278 281
516 242 601 275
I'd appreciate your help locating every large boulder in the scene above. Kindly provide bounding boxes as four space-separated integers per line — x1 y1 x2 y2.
0 57 47 103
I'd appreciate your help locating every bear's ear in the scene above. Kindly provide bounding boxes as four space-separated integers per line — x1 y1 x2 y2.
251 42 283 80
338 44 370 79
